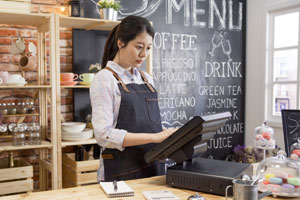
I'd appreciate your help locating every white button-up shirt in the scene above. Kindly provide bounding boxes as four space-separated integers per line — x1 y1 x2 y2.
90 61 154 181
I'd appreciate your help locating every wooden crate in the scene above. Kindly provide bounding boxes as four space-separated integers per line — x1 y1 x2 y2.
62 153 99 188
0 158 33 195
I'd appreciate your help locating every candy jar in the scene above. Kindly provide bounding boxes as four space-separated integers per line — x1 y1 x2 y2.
257 150 300 197
254 122 275 159
290 137 300 162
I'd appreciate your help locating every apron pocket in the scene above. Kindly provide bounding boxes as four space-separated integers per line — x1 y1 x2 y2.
145 98 161 124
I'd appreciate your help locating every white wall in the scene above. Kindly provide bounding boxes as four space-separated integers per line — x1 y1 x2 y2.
246 0 300 150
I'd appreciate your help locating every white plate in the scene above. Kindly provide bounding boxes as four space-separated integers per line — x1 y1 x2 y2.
62 128 93 136
4 82 27 86
62 135 93 141
62 132 93 138
62 122 86 132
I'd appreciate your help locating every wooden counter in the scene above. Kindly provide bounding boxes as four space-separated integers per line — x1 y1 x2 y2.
0 176 298 200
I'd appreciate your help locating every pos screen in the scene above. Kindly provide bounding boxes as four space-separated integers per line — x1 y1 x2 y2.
144 112 231 164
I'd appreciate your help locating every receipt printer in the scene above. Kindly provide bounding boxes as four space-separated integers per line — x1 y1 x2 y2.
166 157 253 196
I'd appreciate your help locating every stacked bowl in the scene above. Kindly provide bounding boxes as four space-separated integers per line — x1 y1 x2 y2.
61 122 93 141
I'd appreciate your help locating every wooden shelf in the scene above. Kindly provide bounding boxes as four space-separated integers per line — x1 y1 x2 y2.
59 15 120 30
61 85 90 89
61 138 97 147
1 113 39 118
0 84 51 89
0 140 52 152
0 11 49 27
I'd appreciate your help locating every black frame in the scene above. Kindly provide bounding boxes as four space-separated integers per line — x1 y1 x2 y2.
281 109 300 156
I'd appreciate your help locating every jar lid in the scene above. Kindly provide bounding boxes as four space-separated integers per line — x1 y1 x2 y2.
17 126 25 132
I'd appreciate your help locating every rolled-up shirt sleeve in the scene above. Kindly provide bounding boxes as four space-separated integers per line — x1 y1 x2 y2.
90 71 126 151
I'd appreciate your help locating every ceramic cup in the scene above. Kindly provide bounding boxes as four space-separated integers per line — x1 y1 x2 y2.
10 37 26 55
0 71 9 83
7 74 25 83
79 73 94 82
61 73 78 82
19 55 34 68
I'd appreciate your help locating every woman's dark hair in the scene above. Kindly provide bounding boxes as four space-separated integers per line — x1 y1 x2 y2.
101 15 155 68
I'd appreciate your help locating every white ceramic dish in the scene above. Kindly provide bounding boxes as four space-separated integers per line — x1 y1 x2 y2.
62 135 93 141
62 128 93 137
4 82 27 86
61 122 86 132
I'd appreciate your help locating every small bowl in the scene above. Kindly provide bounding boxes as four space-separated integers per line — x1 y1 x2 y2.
62 122 86 132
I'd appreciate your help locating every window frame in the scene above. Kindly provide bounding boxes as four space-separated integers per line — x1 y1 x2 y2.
265 6 300 124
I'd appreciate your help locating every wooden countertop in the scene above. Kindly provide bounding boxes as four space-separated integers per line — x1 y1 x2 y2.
1 176 298 200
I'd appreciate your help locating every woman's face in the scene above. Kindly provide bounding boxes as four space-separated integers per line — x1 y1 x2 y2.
117 31 152 69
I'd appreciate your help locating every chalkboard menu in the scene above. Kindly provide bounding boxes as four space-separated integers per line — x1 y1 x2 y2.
281 109 300 156
73 0 246 160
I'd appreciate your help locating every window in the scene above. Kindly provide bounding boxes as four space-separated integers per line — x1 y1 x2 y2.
266 7 300 122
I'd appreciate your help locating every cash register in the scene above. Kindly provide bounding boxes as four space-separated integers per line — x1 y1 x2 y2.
144 112 253 196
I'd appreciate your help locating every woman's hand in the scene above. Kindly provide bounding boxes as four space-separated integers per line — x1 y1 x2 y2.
152 128 178 143
122 128 178 147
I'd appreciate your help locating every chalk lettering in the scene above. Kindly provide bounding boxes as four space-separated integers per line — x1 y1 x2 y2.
154 32 197 50
161 110 188 121
216 122 244 134
207 98 237 109
158 97 196 109
227 85 242 95
166 0 243 31
159 84 187 95
205 62 242 77
207 136 233 149
153 71 196 82
153 57 195 69
199 85 224 96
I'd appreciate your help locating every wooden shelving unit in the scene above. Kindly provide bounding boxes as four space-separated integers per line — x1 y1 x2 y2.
0 141 52 151
0 12 152 192
60 85 90 89
59 15 119 31
0 11 58 191
0 85 51 89
61 138 97 147
1 113 39 118
55 14 121 189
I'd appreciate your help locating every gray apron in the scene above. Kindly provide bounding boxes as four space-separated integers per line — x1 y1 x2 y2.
102 67 165 181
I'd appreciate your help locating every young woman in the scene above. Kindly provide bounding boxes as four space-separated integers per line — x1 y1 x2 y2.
90 15 176 182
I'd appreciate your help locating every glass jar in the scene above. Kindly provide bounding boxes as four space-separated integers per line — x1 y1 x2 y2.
1 103 7 115
290 137 300 162
17 102 27 114
28 125 41 145
8 123 17 133
12 126 25 146
254 121 275 149
257 150 300 197
0 124 8 136
7 102 17 115
27 101 35 114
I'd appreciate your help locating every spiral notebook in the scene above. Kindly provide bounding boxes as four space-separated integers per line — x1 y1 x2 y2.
99 181 134 198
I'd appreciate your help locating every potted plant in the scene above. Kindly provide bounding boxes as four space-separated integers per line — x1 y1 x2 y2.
98 0 121 21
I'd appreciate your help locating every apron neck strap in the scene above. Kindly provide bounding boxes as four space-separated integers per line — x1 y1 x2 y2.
138 70 155 93
105 67 130 93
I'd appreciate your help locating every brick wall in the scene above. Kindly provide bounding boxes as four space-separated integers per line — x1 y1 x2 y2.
0 0 73 191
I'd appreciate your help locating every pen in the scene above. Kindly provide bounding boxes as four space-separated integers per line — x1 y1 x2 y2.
113 180 118 192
